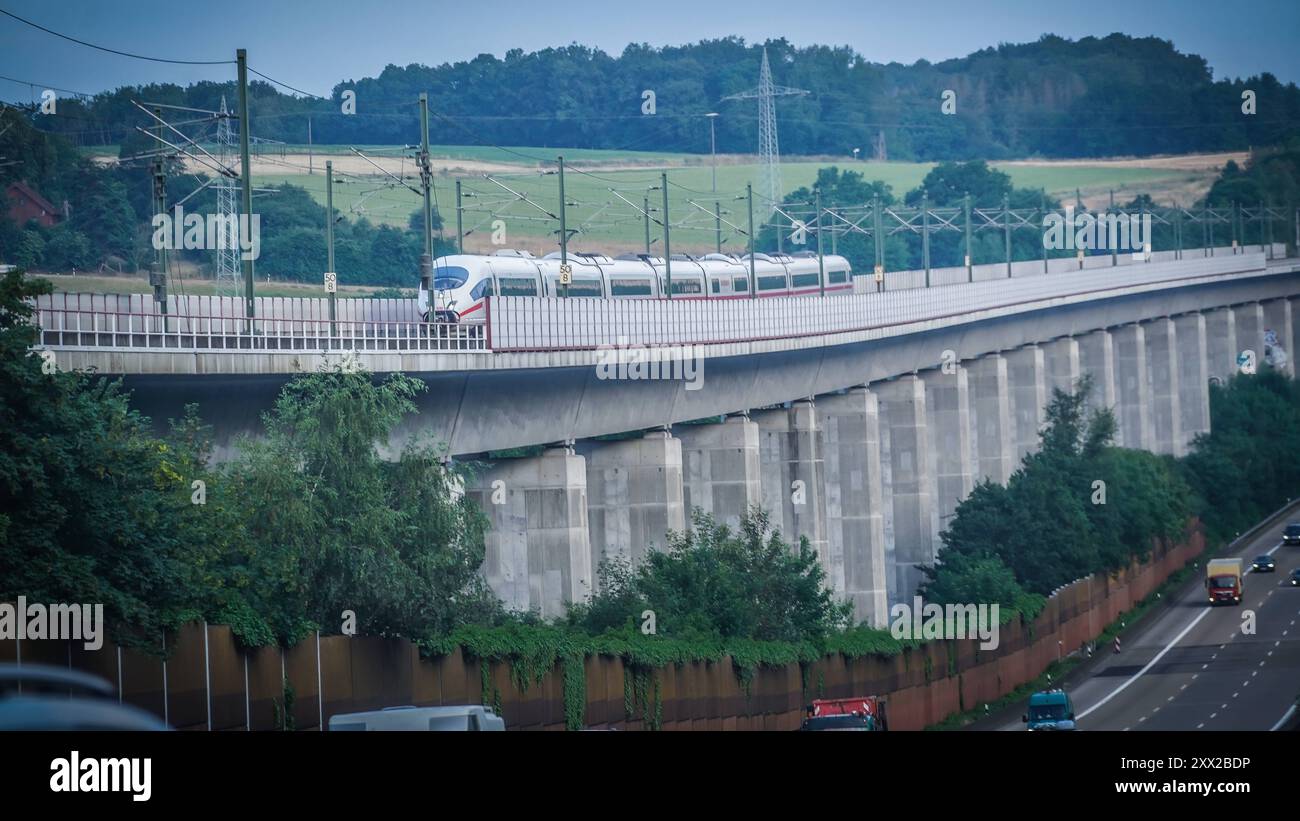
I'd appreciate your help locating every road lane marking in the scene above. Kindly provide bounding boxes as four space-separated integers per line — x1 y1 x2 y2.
1077 535 1288 724
1077 606 1212 720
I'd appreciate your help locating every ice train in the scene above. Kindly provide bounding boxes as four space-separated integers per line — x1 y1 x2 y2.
417 249 853 323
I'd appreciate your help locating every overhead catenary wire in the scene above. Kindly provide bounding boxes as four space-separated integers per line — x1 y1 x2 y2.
0 8 235 64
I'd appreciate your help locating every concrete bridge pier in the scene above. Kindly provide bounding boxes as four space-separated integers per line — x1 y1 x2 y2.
1173 313 1211 450
1006 345 1047 462
816 388 889 627
1262 298 1294 377
1076 329 1117 419
924 366 973 547
1042 337 1082 398
1142 318 1183 456
1113 324 1154 449
583 429 685 579
1234 302 1266 373
675 414 762 532
466 444 592 619
1288 297 1300 370
1204 307 1239 384
753 400 829 567
874 375 934 605
964 354 1015 485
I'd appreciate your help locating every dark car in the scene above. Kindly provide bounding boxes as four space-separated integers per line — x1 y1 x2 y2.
1292 567 1300 587
1284 523 1300 545
1253 554 1277 573
0 664 170 730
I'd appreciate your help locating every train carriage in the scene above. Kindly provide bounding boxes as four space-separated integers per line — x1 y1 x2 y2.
418 248 852 323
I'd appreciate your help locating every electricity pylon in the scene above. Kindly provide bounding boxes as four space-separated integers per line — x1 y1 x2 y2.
722 47 808 214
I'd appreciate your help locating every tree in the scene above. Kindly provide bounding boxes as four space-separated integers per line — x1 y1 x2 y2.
0 271 214 648
222 361 498 643
572 508 850 642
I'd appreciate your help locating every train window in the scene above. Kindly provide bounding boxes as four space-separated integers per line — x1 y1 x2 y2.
758 275 787 290
711 280 721 294
566 279 604 297
498 277 538 297
791 273 820 288
611 279 652 296
431 266 470 290
670 279 703 295
470 279 494 299
829 270 848 284
733 276 749 292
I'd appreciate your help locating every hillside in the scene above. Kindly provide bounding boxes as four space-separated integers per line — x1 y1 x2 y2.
24 33 1300 161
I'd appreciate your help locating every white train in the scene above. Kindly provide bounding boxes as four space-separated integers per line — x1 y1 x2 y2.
417 249 854 323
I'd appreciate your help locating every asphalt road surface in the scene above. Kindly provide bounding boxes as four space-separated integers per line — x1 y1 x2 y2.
997 514 1300 731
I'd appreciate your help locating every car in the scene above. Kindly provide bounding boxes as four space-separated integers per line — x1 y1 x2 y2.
328 704 505 731
1284 522 1300 545
1292 567 1300 587
0 663 171 730
1023 689 1077 731
1253 554 1277 572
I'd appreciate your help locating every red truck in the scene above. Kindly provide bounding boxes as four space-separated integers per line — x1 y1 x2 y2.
800 697 888 731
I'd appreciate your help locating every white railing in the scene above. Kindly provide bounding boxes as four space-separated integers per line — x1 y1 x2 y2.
35 305 483 352
487 253 1273 351
31 246 1287 355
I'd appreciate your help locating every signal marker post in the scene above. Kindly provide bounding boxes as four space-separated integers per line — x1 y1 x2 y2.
326 160 336 338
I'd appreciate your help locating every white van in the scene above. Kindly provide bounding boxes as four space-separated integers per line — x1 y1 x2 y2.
328 705 505 731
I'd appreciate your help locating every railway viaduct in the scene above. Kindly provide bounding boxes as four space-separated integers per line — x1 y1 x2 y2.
35 244 1300 626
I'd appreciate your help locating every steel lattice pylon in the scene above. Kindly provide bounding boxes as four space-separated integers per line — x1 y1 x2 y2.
723 47 808 214
214 97 242 298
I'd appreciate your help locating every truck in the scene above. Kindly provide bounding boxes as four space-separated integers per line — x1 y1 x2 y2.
799 697 887 731
1206 558 1244 606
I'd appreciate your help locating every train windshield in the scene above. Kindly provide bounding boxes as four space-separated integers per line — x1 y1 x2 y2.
432 266 470 290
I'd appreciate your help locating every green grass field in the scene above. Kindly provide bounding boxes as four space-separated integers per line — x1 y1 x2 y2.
258 156 1189 254
31 273 404 299
83 140 1217 254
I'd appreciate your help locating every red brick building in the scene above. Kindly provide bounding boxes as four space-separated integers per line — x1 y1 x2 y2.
5 181 61 228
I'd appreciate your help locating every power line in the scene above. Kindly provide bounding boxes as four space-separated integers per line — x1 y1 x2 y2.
0 72 95 98
246 66 329 100
0 8 235 64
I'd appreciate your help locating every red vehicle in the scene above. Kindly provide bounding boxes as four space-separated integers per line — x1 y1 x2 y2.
800 697 888 731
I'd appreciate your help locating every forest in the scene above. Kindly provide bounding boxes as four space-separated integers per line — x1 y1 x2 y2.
25 34 1300 160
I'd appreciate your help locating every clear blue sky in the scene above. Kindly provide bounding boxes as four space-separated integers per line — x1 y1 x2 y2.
2 0 1297 101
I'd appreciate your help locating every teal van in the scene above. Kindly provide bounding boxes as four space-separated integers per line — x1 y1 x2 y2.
1022 690 1077 731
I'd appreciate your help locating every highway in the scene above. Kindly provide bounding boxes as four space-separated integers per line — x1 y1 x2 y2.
997 511 1300 731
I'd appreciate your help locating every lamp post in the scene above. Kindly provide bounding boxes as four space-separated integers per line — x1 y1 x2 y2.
705 112 719 194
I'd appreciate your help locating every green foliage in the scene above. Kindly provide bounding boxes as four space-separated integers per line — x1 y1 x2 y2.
0 270 224 650
31 36 1300 161
568 508 852 643
1182 369 1300 544
924 377 1191 603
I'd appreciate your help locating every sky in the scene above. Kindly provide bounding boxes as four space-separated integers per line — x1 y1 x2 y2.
2 0 1298 102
